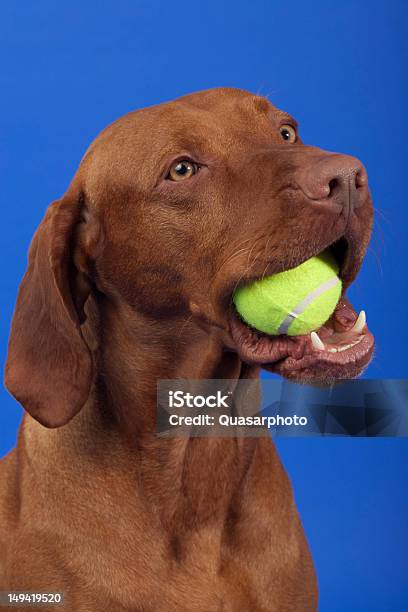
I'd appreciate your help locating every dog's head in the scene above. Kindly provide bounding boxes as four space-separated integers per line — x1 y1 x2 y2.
5 88 374 427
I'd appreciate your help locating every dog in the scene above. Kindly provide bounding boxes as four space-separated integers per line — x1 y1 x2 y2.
0 88 374 611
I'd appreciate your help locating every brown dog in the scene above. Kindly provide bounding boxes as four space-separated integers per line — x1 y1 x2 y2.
0 88 374 611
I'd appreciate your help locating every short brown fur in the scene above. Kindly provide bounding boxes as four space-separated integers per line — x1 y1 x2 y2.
1 88 374 611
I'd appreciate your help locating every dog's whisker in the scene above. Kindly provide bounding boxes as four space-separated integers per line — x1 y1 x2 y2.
373 206 392 225
262 235 272 262
214 239 253 275
366 245 384 277
175 314 194 339
212 233 273 286
230 247 267 300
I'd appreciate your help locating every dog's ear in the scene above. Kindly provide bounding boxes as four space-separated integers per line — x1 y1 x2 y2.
4 189 94 428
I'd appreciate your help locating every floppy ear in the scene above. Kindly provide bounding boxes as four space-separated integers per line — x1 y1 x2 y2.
4 191 93 428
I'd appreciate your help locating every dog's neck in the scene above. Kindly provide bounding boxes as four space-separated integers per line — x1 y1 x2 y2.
91 298 257 432
77 297 262 531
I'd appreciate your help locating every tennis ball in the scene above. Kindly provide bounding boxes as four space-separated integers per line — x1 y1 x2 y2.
233 250 342 336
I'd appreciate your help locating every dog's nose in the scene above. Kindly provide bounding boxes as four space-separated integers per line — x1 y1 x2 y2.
298 154 368 210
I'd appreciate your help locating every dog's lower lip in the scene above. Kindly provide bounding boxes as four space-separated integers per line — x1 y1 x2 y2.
229 297 375 381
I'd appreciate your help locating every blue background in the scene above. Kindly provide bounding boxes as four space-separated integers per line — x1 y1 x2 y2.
0 1 407 609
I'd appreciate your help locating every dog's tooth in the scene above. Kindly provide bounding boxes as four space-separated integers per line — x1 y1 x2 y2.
310 331 325 351
333 336 365 353
337 343 353 352
328 347 338 353
351 310 366 334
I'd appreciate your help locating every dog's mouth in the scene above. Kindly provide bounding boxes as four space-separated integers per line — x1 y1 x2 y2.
228 239 375 384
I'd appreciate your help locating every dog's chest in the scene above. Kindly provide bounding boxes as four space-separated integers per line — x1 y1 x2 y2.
62 519 315 612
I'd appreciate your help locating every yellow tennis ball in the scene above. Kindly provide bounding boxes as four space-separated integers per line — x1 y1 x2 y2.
233 250 342 336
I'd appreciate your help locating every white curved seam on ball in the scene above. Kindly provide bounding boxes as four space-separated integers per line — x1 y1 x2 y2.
277 276 341 335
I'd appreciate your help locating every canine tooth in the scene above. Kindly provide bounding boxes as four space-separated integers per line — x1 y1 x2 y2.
352 310 366 333
328 347 338 353
311 331 325 351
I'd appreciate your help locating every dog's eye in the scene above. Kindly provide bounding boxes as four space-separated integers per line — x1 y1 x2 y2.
167 160 198 181
279 125 297 143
